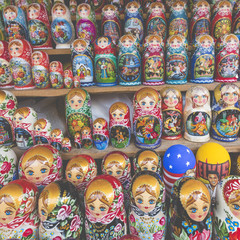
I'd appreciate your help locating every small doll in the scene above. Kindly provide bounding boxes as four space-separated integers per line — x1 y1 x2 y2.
71 38 94 86
118 34 141 86
38 180 83 239
81 126 93 149
61 137 72 152
31 51 50 89
0 90 18 146
73 75 81 88
19 144 62 190
161 87 182 140
2 5 28 41
169 177 212 240
233 1 240 40
184 86 211 142
93 118 109 150
76 3 97 44
95 36 117 86
109 102 131 148
101 4 122 45
9 39 35 90
63 69 73 88
51 2 75 48
143 35 165 85
190 35 215 83
211 83 240 142
85 175 127 239
49 61 64 88
13 107 37 149
108 0 125 14
129 171 166 239
0 41 14 88
166 34 188 84
124 1 144 44
34 118 52 144
50 128 64 151
215 34 239 83
0 179 39 239
69 0 77 15
74 131 82 148
133 87 162 149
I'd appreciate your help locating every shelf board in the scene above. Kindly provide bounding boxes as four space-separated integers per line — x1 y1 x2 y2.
36 49 71 55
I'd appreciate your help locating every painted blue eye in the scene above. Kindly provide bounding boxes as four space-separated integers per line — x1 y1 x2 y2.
71 100 74 104
141 102 146 106
149 200 155 204
98 126 101 128
68 173 71 178
194 96 198 99
234 93 237 96
119 114 123 117
76 175 81 179
113 114 116 117
137 198 143 204
28 170 34 176
143 167 148 170
191 208 197 213
116 171 121 175
150 101 154 106
78 100 82 104
152 167 156 171
203 207 207 212
225 93 229 96
5 210 12 216
41 168 47 173
100 207 106 212
19 117 23 120
108 171 113 175
165 97 169 100
234 204 240 210
41 210 46 216
90 205 95 211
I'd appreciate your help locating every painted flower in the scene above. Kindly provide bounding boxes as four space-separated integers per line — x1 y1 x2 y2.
22 228 33 238
7 100 15 109
1 161 11 174
114 223 122 232
153 230 164 240
159 217 165 226
189 229 210 240
130 226 139 236
229 227 240 240
56 157 62 168
53 237 62 240
56 205 72 220
129 214 135 223
70 215 81 232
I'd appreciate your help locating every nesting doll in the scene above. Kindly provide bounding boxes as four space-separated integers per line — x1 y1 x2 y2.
169 177 212 240
119 235 142 240
19 144 62 190
2 5 28 41
143 35 165 85
0 146 17 188
215 34 239 83
0 90 17 146
95 36 117 86
38 180 83 239
233 1 240 40
211 83 240 141
31 51 50 89
93 117 109 150
64 69 73 88
184 86 211 142
0 179 39 239
118 34 141 86
71 39 94 87
109 102 131 148
36 0 52 15
133 87 162 149
70 0 77 15
34 118 52 144
146 2 167 43
108 0 125 14
129 171 166 239
101 4 121 45
81 125 93 149
62 137 71 152
76 3 97 44
163 144 196 197
50 128 64 151
51 2 75 49
49 61 64 89
85 175 127 239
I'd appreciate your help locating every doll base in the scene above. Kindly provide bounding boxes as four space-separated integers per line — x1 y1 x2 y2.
190 79 214 84
184 132 210 142
162 134 182 140
56 44 71 49
215 78 237 83
119 82 141 86
81 82 95 87
165 80 187 84
14 85 35 90
135 140 161 149
96 82 117 87
211 134 237 142
143 81 165 85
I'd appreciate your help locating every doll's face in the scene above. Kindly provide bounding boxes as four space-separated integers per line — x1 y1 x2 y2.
105 7 114 16
229 198 240 219
152 5 161 14
93 122 103 130
140 162 157 172
170 38 182 48
34 124 43 134
220 3 231 13
50 62 58 71
88 198 109 220
79 6 90 17
207 174 219 188
106 165 123 178
111 109 125 121
164 91 179 108
9 43 23 57
0 201 17 224
227 37 238 49
38 198 48 221
54 5 66 17
139 96 156 111
200 38 212 48
222 90 238 106
149 38 161 48
28 6 39 19
32 53 42 65
13 113 24 126
66 168 85 185
198 2 208 11
122 37 134 48
74 42 86 52
51 132 57 140
82 129 89 135
4 8 16 20
135 190 157 213
98 38 108 49
127 4 138 13
69 95 84 110
192 93 208 107
173 3 184 11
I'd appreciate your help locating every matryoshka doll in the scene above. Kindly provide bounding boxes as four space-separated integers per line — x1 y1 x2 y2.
34 118 52 144
183 86 211 142
133 87 162 149
168 177 212 240
118 34 141 86
85 175 127 239
31 51 50 89
71 38 94 87
70 0 77 15
0 179 39 239
211 83 240 141
143 35 165 85
215 34 239 83
109 102 131 148
93 117 109 150
9 39 35 90
129 171 166 239
62 137 71 152
64 69 73 88
51 2 75 49
81 126 93 149
38 180 83 239
95 36 117 86
19 144 62 190
108 0 125 14
13 107 37 149
232 1 240 40
50 61 64 89
36 0 52 15
50 128 63 151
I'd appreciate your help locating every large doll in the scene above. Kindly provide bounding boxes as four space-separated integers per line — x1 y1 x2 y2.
0 179 39 239
93 117 109 150
34 118 52 144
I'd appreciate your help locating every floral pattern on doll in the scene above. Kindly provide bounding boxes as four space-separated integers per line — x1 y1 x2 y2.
93 118 109 150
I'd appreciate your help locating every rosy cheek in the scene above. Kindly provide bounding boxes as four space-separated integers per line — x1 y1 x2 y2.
164 100 169 104
223 96 228 102
193 99 198 103
173 100 178 104
234 97 238 102
189 213 198 220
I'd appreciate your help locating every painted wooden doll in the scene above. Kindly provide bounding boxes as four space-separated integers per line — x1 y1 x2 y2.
101 4 121 45
93 117 109 150
71 38 94 87
211 83 240 142
184 86 211 142
62 137 72 152
108 0 125 14
38 179 83 239
50 61 64 89
73 75 81 88
233 1 240 40
119 235 142 240
0 90 17 146
81 125 93 149
215 34 239 83
64 69 73 88
31 50 50 89
118 34 141 86
51 2 75 49
70 0 77 15
0 179 39 239
133 87 162 149
13 107 37 149
50 128 64 151
109 102 131 148
34 118 52 144
95 36 117 86
129 171 166 239
143 35 165 85
36 0 52 15
9 39 35 90
85 175 127 239
169 177 212 240
166 34 188 84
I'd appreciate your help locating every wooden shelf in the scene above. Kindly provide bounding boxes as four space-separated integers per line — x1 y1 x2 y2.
36 49 71 55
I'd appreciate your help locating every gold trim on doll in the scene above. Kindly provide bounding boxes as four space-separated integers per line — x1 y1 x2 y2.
137 151 159 172
0 91 6 104
8 40 23 58
67 89 87 110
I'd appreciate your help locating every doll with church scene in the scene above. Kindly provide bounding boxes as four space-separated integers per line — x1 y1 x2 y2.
34 118 51 145
93 117 109 150
50 128 64 151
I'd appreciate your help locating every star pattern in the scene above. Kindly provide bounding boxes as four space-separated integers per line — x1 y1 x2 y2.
186 161 190 167
169 165 173 169
177 154 181 158
167 153 170 158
